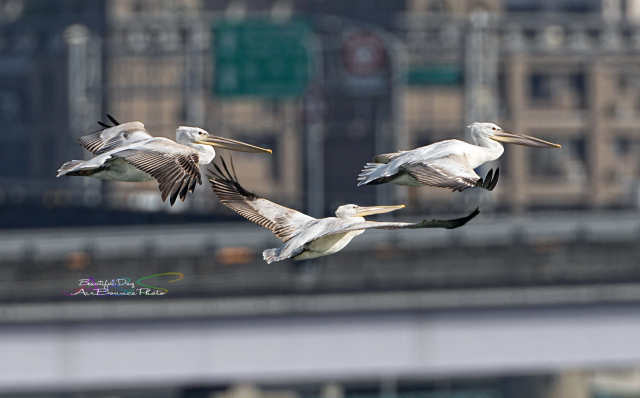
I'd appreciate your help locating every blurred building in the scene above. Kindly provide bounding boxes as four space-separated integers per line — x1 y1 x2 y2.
0 1 105 218
3 4 640 397
99 0 640 215
401 0 640 212
1 0 640 225
104 0 301 213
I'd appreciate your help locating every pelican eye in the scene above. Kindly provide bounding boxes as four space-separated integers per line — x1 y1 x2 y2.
492 127 496 131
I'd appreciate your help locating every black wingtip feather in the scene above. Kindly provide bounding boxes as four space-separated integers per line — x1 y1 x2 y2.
477 168 500 191
447 207 480 229
170 189 179 205
207 156 257 200
178 178 191 201
484 169 493 187
488 168 500 191
107 114 120 126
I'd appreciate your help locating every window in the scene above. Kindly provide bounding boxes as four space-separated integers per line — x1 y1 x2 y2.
506 0 542 13
506 0 599 13
614 136 631 156
528 71 586 109
529 73 552 102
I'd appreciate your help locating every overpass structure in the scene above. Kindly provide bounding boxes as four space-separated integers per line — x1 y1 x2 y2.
2 293 640 393
0 210 639 300
0 211 639 393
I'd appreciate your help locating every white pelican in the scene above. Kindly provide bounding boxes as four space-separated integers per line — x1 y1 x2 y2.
209 157 479 264
57 115 272 205
357 122 561 191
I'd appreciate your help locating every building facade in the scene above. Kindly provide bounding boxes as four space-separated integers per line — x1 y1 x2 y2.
103 0 640 214
1 0 639 226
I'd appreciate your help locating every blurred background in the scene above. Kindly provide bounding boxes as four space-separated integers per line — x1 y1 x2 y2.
1 0 640 397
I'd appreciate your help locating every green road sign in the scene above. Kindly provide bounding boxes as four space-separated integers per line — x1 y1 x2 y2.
212 19 313 97
407 65 463 86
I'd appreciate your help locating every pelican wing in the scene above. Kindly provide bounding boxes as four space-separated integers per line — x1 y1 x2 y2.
402 156 481 192
79 121 152 155
311 208 480 242
373 150 408 164
354 207 479 230
113 138 202 205
208 157 315 242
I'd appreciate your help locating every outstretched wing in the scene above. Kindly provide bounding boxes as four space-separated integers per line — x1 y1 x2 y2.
78 116 152 155
402 156 482 192
311 208 480 242
357 207 479 230
208 157 315 242
373 150 408 164
112 138 202 205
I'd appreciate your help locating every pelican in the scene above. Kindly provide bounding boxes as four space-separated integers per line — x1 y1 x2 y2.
57 115 272 205
357 122 561 191
209 157 479 264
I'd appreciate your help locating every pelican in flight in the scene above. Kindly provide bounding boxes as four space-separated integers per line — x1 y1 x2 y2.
357 122 561 191
57 115 272 205
209 157 479 264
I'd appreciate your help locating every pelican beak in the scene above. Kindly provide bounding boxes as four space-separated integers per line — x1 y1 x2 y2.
490 131 562 148
196 136 272 154
355 204 405 217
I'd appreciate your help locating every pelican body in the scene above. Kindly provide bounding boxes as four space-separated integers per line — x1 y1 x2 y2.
57 115 271 205
209 157 479 264
357 122 561 191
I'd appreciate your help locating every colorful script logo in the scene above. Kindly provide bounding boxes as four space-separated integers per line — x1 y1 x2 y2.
64 272 184 296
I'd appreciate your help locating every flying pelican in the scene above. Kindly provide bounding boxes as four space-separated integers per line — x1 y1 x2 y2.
357 122 561 191
209 157 479 264
57 115 272 205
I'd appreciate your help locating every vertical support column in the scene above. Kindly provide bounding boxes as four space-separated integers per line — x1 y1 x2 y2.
374 99 393 208
65 24 102 198
184 23 206 126
629 0 640 22
182 22 207 210
280 102 301 206
588 60 608 207
304 87 325 217
380 378 398 398
65 24 90 140
548 371 590 398
390 36 409 207
506 54 528 213
304 29 325 217
321 383 344 398
464 11 500 210
464 11 499 125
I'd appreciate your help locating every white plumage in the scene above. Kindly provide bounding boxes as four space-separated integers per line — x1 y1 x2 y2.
209 157 480 264
57 115 272 205
357 122 561 192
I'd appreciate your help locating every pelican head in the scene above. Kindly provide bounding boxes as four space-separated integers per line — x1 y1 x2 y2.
335 204 405 219
467 122 561 148
176 126 272 154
